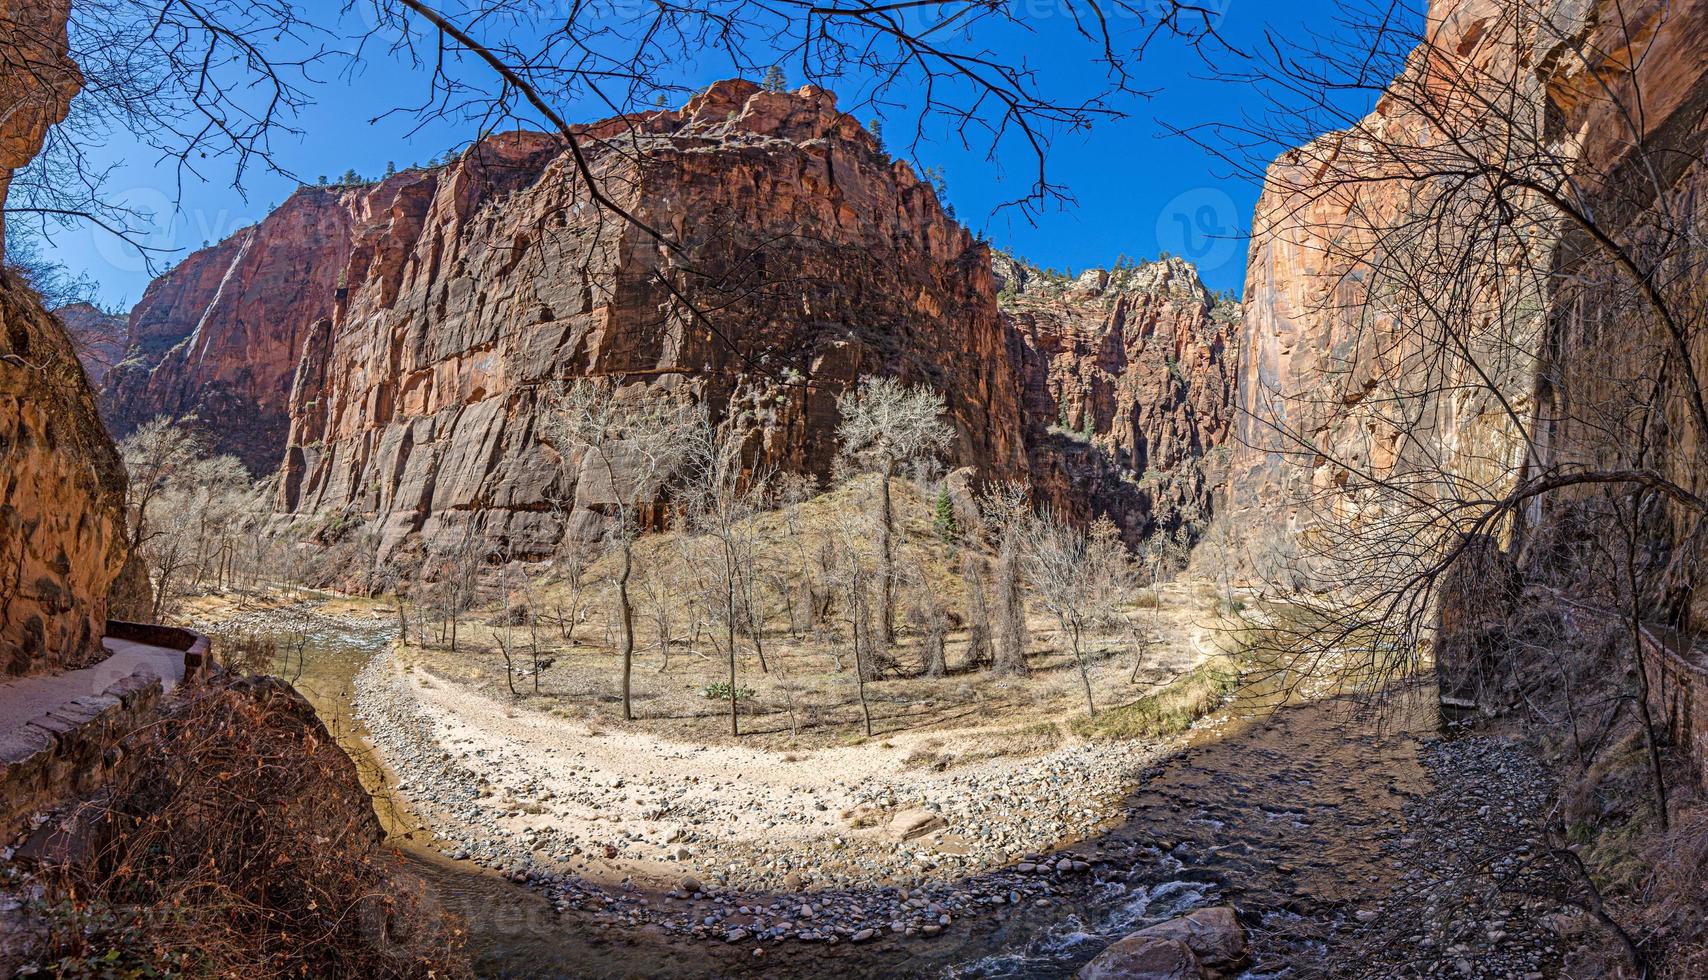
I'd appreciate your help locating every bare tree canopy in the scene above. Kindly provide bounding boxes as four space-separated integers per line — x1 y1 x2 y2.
6 0 1231 268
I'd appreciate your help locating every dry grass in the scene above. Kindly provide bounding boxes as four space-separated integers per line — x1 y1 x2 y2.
397 476 1223 750
900 721 1065 770
1070 654 1240 741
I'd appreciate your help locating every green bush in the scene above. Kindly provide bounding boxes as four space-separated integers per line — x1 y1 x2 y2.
702 682 757 702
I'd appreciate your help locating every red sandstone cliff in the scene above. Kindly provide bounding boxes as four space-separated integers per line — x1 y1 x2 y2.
1226 0 1551 561
0 0 131 673
277 81 1028 562
99 82 1241 562
100 186 372 471
997 254 1238 545
1229 0 1708 598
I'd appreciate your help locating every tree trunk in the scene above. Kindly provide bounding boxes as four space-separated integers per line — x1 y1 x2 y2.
852 593 873 737
619 542 636 722
395 595 410 645
924 626 946 678
565 590 581 647
1072 624 1096 718
962 552 993 669
530 611 542 694
749 606 769 674
728 608 739 737
992 540 1028 676
1623 495 1669 829
878 461 895 645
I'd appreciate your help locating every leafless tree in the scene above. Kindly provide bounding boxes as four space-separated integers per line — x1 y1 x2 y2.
679 410 772 736
982 480 1033 677
432 524 488 653
636 563 675 672
551 543 592 647
945 474 994 670
902 548 950 678
117 418 254 620
541 376 690 722
493 563 526 699
835 377 954 646
826 510 879 737
771 471 822 638
1026 512 1135 718
118 417 203 562
5 232 98 308
2 0 324 262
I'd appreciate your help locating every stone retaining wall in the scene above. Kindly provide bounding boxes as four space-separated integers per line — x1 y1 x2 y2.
0 623 211 840
0 672 162 840
104 620 210 678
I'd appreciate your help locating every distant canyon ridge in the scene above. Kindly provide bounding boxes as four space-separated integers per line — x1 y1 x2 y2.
80 79 1239 564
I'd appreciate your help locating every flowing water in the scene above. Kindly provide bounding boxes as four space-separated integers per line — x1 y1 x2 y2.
267 615 1437 979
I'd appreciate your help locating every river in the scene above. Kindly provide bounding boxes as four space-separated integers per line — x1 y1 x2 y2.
261 611 1439 979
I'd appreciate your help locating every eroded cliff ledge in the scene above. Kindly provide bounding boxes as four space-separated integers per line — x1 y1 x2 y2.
276 80 1028 563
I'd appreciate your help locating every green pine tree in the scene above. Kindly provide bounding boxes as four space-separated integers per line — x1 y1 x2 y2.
762 65 786 93
933 487 958 543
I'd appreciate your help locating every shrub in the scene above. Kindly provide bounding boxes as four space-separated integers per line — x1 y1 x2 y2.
14 676 467 978
702 682 757 702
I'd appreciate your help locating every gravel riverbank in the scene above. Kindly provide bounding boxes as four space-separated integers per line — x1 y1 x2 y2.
352 647 1198 947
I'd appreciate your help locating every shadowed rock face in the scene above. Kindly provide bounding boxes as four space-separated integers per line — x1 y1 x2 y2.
100 188 366 472
1227 0 1708 573
0 0 130 674
997 253 1239 546
275 80 1028 563
1225 3 1525 557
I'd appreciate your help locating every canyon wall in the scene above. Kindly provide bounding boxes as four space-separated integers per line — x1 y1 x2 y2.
53 302 125 386
278 81 1029 562
998 254 1238 547
99 83 1240 563
0 0 132 673
1231 0 1708 760
1231 0 1708 578
1226 0 1569 573
99 187 365 472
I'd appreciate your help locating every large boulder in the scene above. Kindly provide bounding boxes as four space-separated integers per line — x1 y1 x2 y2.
1078 906 1247 980
1077 936 1202 980
1126 906 1247 974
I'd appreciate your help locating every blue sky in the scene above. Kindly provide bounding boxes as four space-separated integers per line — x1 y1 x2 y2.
44 0 1411 310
